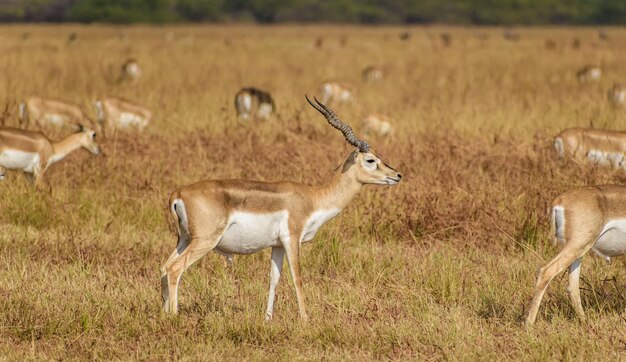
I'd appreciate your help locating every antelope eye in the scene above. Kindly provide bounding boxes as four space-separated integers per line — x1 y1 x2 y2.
366 159 376 163
92 133 97 139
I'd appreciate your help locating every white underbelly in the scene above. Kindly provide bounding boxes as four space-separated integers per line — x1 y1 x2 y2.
42 114 69 126
594 219 626 257
117 112 147 128
587 149 625 168
0 150 39 173
215 211 288 255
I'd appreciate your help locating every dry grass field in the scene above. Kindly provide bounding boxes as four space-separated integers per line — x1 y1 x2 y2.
1 24 626 360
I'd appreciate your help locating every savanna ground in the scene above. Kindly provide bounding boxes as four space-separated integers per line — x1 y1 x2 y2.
1 24 626 360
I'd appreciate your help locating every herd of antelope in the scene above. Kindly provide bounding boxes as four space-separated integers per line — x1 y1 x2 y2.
3 31 626 330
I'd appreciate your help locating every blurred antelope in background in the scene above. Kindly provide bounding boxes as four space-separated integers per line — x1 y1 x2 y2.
234 87 275 121
362 66 384 82
361 114 392 137
120 58 141 82
95 97 152 132
320 81 354 105
554 128 626 169
19 97 90 130
0 125 100 187
161 97 402 320
527 185 626 326
577 65 601 83
608 83 625 107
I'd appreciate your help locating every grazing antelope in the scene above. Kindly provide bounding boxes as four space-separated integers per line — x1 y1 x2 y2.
362 66 384 82
94 97 152 131
19 97 90 130
527 185 626 325
361 114 392 137
0 125 100 186
577 65 601 83
161 97 402 320
234 87 275 121
0 165 6 181
554 128 626 169
608 84 625 107
120 58 141 82
320 81 354 105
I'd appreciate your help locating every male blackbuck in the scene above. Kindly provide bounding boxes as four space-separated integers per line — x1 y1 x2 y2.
554 128 626 169
0 125 100 187
527 185 626 325
608 83 625 107
19 97 90 130
120 58 141 82
320 81 354 105
577 65 602 83
94 97 152 132
362 66 384 82
161 97 402 320
361 114 392 137
234 87 275 121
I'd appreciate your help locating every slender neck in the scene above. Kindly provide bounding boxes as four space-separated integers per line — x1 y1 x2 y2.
314 169 363 211
49 133 83 165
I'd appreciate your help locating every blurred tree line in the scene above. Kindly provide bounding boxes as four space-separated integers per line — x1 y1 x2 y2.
0 0 624 24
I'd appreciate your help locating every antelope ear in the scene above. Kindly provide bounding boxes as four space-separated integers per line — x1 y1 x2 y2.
341 149 359 173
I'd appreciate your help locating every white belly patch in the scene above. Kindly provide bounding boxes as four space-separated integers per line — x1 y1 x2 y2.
43 114 68 126
594 219 626 257
0 150 39 173
118 112 147 128
587 149 625 168
216 211 289 255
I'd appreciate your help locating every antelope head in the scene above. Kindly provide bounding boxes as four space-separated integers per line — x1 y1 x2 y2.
76 124 102 155
306 96 402 185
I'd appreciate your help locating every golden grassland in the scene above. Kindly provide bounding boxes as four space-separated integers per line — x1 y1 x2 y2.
1 24 626 360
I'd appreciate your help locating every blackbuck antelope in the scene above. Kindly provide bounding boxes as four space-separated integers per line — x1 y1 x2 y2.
362 66 384 82
161 97 402 320
94 97 152 131
234 87 275 121
555 128 626 169
577 65 601 83
527 185 626 325
120 58 141 82
608 83 625 107
0 165 6 181
361 114 392 137
19 97 90 129
0 125 100 187
320 81 354 105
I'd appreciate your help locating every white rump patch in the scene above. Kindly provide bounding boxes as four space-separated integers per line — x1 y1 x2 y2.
554 137 564 159
552 205 565 244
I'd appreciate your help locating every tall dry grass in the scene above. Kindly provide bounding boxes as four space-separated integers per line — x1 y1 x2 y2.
1 25 626 359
